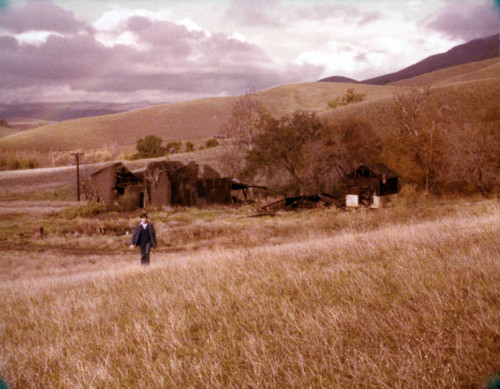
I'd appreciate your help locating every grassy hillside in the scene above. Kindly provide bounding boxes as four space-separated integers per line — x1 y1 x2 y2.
0 126 17 138
5 117 53 131
390 58 499 87
1 198 499 388
319 77 499 134
0 83 398 152
258 82 397 114
0 97 230 151
361 34 499 85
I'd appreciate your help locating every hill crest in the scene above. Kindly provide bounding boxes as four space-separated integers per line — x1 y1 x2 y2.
319 34 499 85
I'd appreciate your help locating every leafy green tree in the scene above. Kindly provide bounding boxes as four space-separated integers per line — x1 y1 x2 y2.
244 111 359 194
244 111 384 195
135 135 166 158
245 112 319 190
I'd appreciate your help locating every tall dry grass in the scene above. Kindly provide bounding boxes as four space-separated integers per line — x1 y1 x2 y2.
1 201 499 388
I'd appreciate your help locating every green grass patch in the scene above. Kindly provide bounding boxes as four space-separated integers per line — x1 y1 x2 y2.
59 201 109 219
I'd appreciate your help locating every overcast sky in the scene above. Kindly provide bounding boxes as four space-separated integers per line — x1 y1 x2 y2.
0 0 498 104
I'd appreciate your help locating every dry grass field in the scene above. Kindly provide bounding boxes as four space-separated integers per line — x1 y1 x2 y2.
0 56 498 387
1 180 499 388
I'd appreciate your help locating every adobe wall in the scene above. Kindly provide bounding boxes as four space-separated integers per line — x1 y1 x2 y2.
91 166 117 206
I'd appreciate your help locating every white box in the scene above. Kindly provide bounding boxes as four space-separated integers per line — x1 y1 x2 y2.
346 194 358 207
370 195 381 209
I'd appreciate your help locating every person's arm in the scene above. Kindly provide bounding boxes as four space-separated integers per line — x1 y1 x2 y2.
150 224 157 249
130 225 138 248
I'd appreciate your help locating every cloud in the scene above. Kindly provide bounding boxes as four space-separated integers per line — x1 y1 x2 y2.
0 0 92 34
223 0 284 27
0 3 322 103
9 0 493 104
424 0 499 40
297 3 383 26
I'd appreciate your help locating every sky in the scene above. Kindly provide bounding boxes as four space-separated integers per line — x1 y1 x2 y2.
0 0 498 104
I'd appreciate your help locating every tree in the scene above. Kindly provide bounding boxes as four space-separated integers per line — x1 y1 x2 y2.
300 132 349 194
442 121 500 193
386 87 449 193
245 111 356 194
135 135 166 159
245 112 319 190
220 90 267 178
225 90 264 150
338 116 381 165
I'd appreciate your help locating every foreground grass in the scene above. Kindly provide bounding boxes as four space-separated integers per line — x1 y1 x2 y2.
1 200 499 388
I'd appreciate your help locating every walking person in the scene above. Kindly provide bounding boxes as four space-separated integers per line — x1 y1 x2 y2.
130 212 157 265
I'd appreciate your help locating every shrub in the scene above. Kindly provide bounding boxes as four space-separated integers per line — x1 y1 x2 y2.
166 141 182 154
185 141 195 152
114 192 141 212
328 88 365 109
392 184 421 208
0 156 39 170
205 139 219 148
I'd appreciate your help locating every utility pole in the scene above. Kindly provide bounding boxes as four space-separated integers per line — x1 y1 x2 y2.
72 152 82 202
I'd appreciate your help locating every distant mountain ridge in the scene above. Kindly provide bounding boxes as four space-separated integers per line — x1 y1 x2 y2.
0 101 160 124
319 34 499 85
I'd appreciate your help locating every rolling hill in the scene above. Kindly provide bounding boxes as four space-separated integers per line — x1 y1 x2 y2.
389 57 499 87
0 36 498 153
4 117 53 131
0 101 156 123
316 76 359 84
319 34 499 85
0 126 18 138
0 83 399 151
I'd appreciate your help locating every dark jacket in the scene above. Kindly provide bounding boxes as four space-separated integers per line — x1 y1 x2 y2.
131 223 157 249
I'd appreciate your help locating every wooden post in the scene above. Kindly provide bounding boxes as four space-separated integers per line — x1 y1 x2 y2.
72 152 81 202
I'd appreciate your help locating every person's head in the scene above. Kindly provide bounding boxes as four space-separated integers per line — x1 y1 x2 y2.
140 212 148 223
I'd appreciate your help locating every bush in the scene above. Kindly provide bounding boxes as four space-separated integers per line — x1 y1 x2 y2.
392 184 421 208
166 141 182 154
185 141 195 152
114 192 141 212
328 88 365 109
205 139 219 148
0 156 39 170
